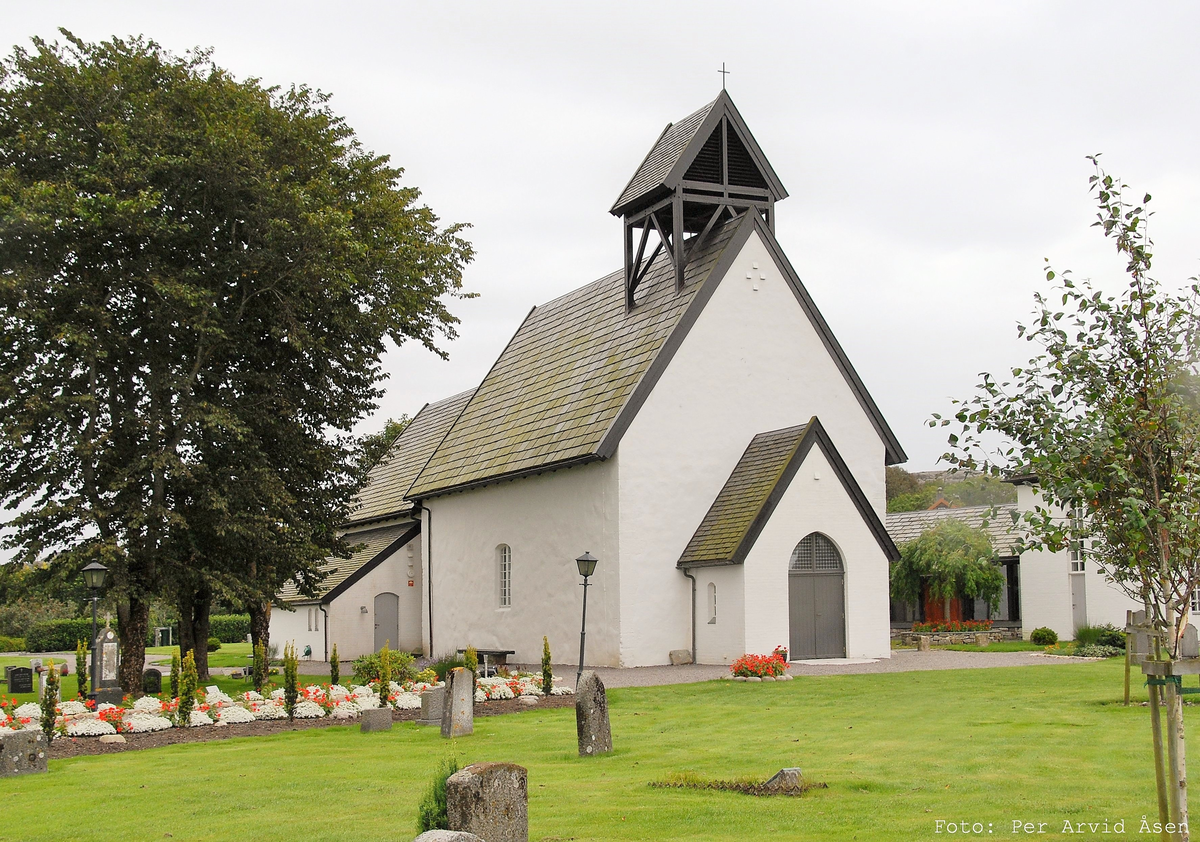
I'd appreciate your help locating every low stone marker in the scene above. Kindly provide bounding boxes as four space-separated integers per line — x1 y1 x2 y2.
414 831 485 842
0 730 48 778
142 669 162 695
441 668 474 738
668 649 693 665
360 707 393 733
417 685 446 726
974 633 990 648
763 767 804 793
916 635 931 652
1183 624 1199 659
99 734 126 745
8 666 33 695
575 670 612 757
446 762 528 842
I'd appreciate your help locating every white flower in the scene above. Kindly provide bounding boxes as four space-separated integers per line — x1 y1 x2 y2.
14 703 41 720
188 709 214 727
126 713 173 733
549 685 574 696
292 700 324 719
67 718 116 737
474 688 487 703
330 701 361 719
59 700 89 717
97 703 119 713
391 692 422 711
132 697 164 714
328 685 351 701
204 688 233 705
217 705 255 724
242 690 264 702
252 703 286 721
270 688 285 700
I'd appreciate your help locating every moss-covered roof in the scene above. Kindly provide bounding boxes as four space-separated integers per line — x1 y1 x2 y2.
279 522 417 603
407 216 742 498
885 504 1020 554
347 389 475 525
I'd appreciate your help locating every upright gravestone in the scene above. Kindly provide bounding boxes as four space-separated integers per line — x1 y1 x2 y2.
446 762 528 842
575 670 612 757
8 667 33 695
418 685 446 727
92 627 123 705
0 730 48 778
1183 624 1199 660
1130 610 1150 664
142 669 162 695
441 668 474 738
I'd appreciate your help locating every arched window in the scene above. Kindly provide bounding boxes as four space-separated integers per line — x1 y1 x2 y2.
790 533 843 573
707 582 717 624
497 544 512 608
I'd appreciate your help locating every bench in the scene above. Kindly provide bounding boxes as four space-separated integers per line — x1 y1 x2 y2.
457 649 516 677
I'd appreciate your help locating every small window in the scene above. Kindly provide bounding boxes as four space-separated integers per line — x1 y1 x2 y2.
790 533 843 572
314 608 320 632
498 544 512 608
306 608 312 632
1069 505 1086 571
1192 592 1200 614
707 582 717 624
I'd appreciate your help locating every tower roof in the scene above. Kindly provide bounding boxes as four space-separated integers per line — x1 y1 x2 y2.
610 90 788 217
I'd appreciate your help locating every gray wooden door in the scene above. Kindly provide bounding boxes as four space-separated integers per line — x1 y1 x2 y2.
789 534 847 660
374 592 399 652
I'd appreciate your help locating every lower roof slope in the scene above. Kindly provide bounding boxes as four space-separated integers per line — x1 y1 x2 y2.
279 521 418 603
885 504 1020 555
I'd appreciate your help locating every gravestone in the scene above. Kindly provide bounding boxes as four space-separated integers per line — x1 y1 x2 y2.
414 832 485 842
142 669 162 695
8 667 33 695
668 649 693 665
974 633 990 648
91 627 123 705
763 767 804 793
446 762 528 842
1130 610 1150 663
360 708 392 733
417 686 446 726
28 658 42 672
0 730 48 778
575 670 612 757
1182 624 1199 660
441 668 474 738
916 636 931 652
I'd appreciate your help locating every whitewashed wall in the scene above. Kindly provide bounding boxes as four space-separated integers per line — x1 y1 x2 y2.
693 566 745 665
268 603 325 662
421 458 620 667
742 446 891 659
326 534 422 660
617 230 890 666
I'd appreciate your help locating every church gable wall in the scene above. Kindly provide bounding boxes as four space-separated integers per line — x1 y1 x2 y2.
422 458 620 668
617 230 888 666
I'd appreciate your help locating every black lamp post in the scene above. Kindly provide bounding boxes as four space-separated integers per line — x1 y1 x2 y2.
81 562 108 697
575 552 598 685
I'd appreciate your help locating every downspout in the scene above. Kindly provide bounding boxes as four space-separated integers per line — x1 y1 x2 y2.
318 604 329 663
416 503 433 657
681 569 697 664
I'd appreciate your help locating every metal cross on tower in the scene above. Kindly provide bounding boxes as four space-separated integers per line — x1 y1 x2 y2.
719 62 730 90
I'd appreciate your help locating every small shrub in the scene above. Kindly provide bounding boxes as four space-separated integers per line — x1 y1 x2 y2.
730 653 789 678
1094 623 1126 648
177 650 198 725
378 642 393 704
41 659 59 739
429 653 464 682
416 757 459 832
415 668 438 684
283 642 299 720
1073 624 1103 647
353 652 382 686
208 614 251 644
330 643 340 686
253 642 268 693
392 650 416 684
463 646 478 691
1075 644 1124 658
170 650 181 699
0 635 24 652
75 639 88 698
1030 627 1059 646
542 636 553 696
206 637 221 652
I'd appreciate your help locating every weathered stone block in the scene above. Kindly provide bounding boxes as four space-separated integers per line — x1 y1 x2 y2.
446 762 527 842
441 668 474 738
0 729 48 778
414 830 485 842
668 649 693 665
418 685 446 726
99 734 126 744
974 633 990 648
360 707 393 733
916 635 931 652
575 670 612 757
763 767 804 793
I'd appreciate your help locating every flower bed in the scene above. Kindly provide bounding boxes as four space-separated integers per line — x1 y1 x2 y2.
911 620 993 633
730 653 789 678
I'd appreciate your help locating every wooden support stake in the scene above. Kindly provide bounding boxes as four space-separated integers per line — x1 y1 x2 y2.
1126 610 1134 706
1149 679 1172 842
1164 675 1189 840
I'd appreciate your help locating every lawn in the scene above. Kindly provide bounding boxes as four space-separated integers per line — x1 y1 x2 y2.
0 659 1176 841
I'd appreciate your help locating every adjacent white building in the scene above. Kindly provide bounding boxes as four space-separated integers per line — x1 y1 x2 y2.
271 92 905 666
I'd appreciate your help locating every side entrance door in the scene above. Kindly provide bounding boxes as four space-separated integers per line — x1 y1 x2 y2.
788 533 847 660
374 592 400 652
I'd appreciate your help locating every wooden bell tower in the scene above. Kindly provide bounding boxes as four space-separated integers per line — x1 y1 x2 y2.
610 91 789 310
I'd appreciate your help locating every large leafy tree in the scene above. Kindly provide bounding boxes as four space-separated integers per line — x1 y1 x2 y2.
0 32 473 691
890 520 1003 620
943 160 1200 837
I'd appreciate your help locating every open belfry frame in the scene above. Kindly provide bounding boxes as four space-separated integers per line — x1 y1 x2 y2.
610 90 789 310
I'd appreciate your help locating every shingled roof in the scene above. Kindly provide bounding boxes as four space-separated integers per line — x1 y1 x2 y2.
279 521 419 603
347 389 475 526
885 504 1021 555
678 419 898 569
407 214 743 499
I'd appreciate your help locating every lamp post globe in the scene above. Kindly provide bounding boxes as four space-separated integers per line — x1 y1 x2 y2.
575 552 598 685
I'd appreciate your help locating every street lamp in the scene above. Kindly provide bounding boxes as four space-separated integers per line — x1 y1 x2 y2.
81 562 108 697
575 552 598 685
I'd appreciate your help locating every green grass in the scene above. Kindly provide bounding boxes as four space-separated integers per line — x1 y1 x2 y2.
940 640 1054 653
0 660 1179 840
145 642 255 669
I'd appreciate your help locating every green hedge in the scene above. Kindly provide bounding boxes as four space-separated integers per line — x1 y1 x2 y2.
26 619 96 652
209 615 250 644
0 635 24 652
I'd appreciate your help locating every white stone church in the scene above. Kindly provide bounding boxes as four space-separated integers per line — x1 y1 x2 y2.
271 92 905 667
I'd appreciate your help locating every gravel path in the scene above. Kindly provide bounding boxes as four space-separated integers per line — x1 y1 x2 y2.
516 649 1100 689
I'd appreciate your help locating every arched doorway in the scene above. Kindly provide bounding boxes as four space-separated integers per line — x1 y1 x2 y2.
374 592 399 652
788 533 846 659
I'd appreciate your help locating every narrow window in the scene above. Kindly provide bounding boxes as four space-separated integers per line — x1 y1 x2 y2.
314 607 320 632
498 544 512 608
306 608 312 632
707 582 717 624
1069 506 1086 572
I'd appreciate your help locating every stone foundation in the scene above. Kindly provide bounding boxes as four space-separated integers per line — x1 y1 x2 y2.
894 628 1023 646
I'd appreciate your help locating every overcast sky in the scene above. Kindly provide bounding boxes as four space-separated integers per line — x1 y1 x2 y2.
6 1 1200 471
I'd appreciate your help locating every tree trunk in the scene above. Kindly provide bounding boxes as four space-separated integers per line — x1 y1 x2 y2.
248 600 271 653
1165 677 1189 840
116 595 149 695
177 585 213 681
1149 680 1172 841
